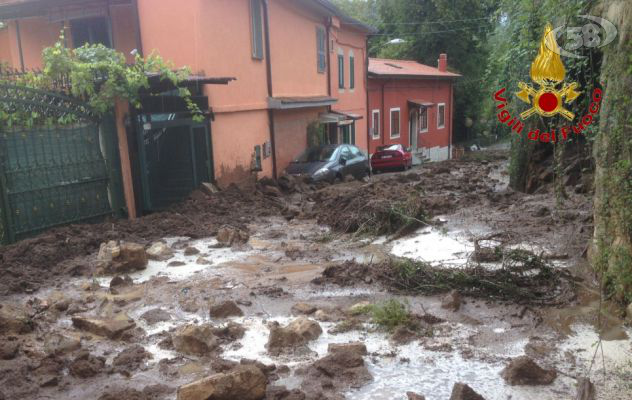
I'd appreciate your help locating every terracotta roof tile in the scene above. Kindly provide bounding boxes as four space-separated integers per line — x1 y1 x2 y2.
369 58 460 78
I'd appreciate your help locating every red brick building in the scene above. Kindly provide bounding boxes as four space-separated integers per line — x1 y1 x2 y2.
367 55 460 161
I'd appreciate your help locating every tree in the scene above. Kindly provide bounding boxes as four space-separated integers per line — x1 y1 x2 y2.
335 0 500 143
592 0 632 305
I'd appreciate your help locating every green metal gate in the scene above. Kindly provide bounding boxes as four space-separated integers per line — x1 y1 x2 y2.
136 115 213 212
0 84 124 244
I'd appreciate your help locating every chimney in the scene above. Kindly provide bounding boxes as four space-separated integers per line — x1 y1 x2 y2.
438 53 447 72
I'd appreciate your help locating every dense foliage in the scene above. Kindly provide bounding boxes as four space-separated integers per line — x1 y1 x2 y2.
0 32 203 128
334 0 498 144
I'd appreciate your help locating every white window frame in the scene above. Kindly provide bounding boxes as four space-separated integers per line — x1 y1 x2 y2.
337 48 345 91
250 0 264 60
316 26 326 72
349 50 355 91
419 107 428 133
390 107 401 139
371 109 380 139
437 103 445 129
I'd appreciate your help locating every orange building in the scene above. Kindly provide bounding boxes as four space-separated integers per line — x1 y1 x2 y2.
0 0 373 194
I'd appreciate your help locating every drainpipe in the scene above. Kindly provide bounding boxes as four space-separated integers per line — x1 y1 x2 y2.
15 21 25 72
364 37 370 154
326 18 332 97
131 0 144 56
449 80 454 159
381 80 385 146
262 0 277 179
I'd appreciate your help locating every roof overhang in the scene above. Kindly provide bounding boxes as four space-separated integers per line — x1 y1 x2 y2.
0 0 131 20
269 96 337 110
319 110 362 124
368 72 459 80
408 100 435 108
144 73 235 93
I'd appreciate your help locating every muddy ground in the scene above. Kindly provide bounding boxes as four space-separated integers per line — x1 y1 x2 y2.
1 149 630 400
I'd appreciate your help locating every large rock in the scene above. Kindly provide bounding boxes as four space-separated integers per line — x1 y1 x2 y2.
301 344 372 395
96 241 148 274
291 303 317 315
71 316 135 339
112 344 152 376
44 333 81 355
177 365 266 400
501 356 557 385
211 322 246 342
172 324 218 356
626 303 632 323
216 225 250 247
209 301 244 318
407 392 426 400
267 317 322 355
327 342 367 356
449 383 486 400
441 290 461 312
0 339 19 360
0 304 33 335
146 242 174 261
140 308 172 325
69 350 106 378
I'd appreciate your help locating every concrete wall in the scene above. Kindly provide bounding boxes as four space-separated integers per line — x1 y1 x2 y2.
368 77 453 158
330 21 368 152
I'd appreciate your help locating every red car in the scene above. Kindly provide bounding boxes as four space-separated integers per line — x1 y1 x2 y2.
371 144 413 173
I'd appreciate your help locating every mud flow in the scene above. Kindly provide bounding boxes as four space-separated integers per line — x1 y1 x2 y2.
1 150 630 400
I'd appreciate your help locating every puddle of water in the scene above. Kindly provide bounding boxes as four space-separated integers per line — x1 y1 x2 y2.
95 237 257 286
561 324 632 367
221 315 576 400
389 227 474 267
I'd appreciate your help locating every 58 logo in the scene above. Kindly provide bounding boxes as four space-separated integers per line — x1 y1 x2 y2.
548 15 618 58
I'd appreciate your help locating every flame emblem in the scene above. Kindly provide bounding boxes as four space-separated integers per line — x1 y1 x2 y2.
516 23 581 121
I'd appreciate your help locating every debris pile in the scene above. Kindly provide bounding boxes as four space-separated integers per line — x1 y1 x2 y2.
315 251 576 305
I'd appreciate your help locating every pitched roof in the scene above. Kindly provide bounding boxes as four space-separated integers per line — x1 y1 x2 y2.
369 58 460 79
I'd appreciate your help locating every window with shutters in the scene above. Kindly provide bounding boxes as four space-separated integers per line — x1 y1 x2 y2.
390 108 400 138
419 107 428 132
371 110 380 139
250 0 263 59
349 54 355 89
437 103 445 129
338 53 344 89
316 26 326 72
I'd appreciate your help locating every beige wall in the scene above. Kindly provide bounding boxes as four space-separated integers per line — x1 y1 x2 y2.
330 23 369 152
268 0 328 97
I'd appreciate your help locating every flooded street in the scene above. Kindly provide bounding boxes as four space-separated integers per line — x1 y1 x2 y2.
1 153 630 400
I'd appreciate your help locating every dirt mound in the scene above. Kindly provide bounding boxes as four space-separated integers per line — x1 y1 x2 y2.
305 180 429 236
0 185 280 295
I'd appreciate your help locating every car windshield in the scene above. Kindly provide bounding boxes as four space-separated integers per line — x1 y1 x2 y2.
377 144 401 152
292 146 337 162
